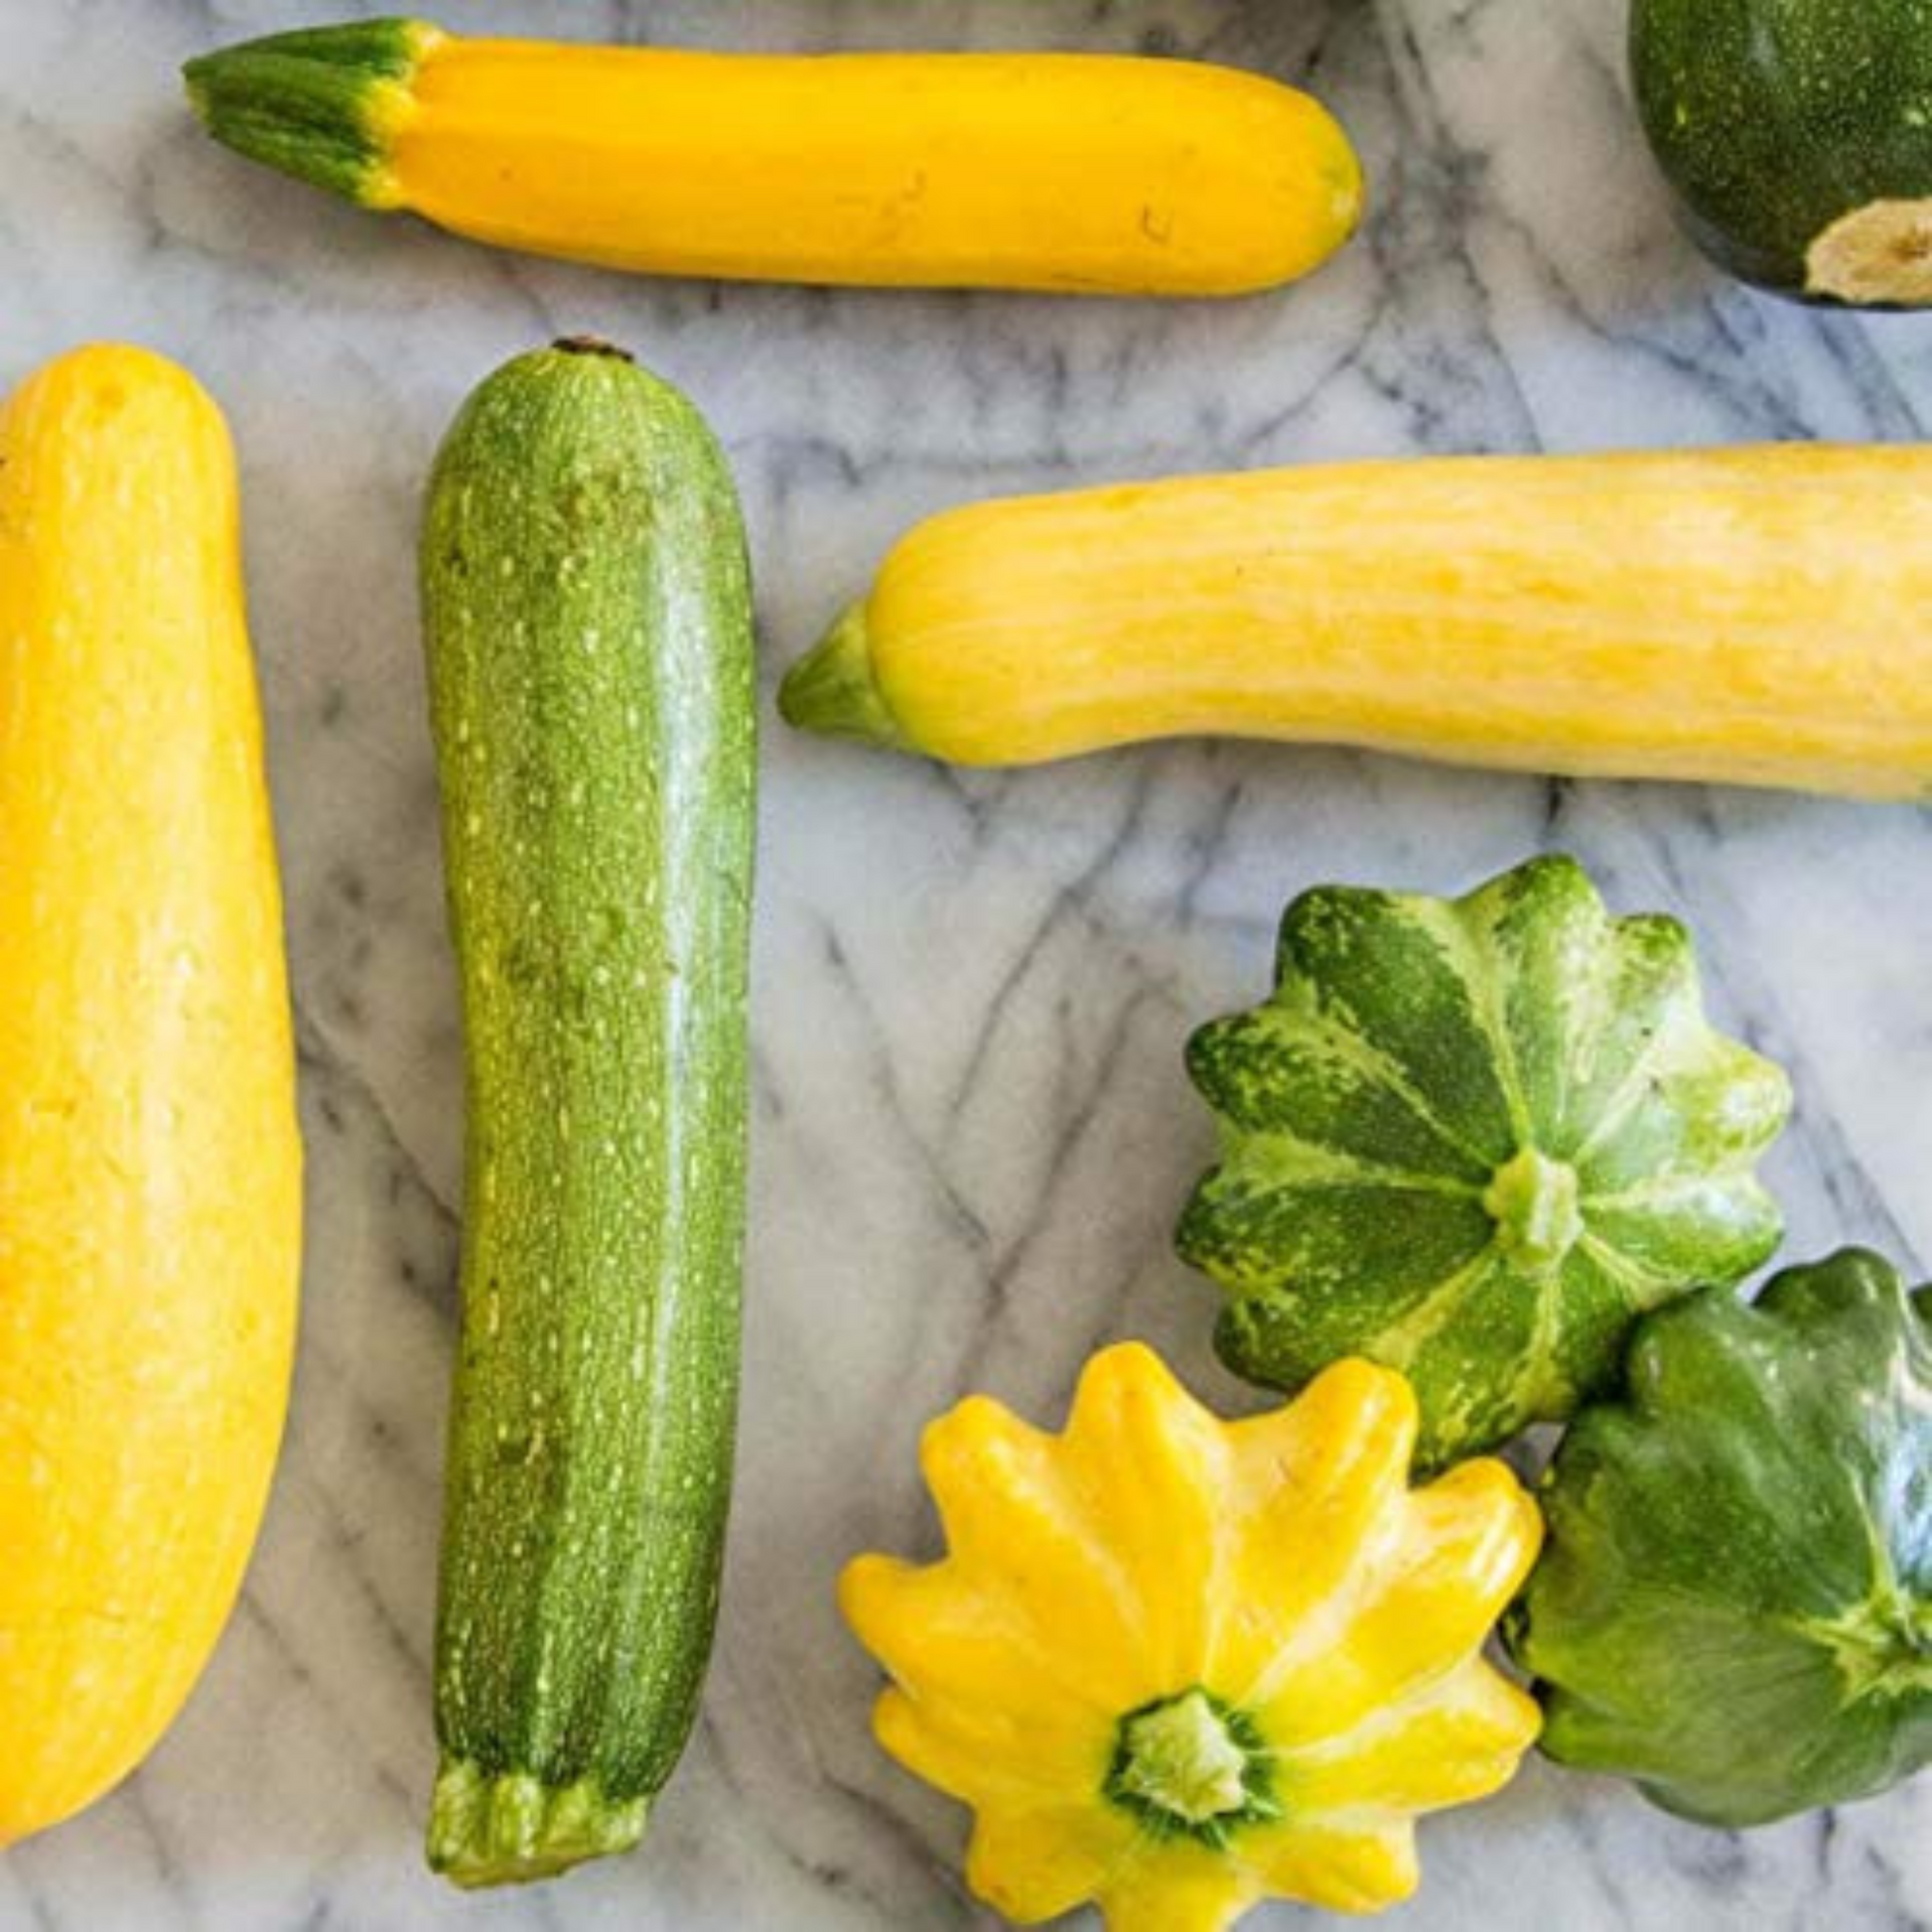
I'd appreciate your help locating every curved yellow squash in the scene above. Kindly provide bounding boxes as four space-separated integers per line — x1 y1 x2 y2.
842 1345 1542 1930
185 22 1363 298
0 345 301 1846
782 444 1932 799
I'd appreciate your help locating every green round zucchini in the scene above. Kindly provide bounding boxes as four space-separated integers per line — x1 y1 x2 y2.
1631 0 1932 307
420 341 756 1886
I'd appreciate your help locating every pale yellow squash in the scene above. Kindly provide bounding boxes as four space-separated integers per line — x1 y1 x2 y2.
185 22 1364 298
781 444 1932 799
0 345 302 1846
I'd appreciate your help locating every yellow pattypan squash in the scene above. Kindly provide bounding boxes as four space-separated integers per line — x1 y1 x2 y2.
840 1344 1543 1930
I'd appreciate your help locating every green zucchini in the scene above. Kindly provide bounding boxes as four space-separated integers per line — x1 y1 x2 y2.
1631 0 1932 308
420 341 756 1886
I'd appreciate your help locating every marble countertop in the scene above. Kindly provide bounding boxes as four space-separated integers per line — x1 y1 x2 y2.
3 1 1928 1927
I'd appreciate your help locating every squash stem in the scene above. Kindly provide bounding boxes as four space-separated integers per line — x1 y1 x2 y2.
1103 1688 1280 1849
427 1757 649 1887
552 335 637 363
1806 199 1932 308
778 603 914 750
1482 1148 1584 1272
184 19 441 208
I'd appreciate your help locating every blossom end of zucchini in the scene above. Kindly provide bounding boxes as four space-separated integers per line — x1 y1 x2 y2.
426 1759 649 1888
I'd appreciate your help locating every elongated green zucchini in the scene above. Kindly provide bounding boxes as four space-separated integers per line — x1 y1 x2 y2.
421 342 756 1886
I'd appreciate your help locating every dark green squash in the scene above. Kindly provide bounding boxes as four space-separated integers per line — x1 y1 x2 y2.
1175 856 1791 1468
1631 0 1932 307
1508 1251 1931 1827
420 343 756 1885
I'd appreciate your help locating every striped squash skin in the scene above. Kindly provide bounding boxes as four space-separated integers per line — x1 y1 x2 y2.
0 345 301 1845
779 444 1932 799
1176 857 1790 1468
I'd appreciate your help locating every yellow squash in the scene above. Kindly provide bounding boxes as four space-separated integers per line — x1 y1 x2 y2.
185 21 1363 298
781 444 1932 799
842 1345 1542 1930
0 345 302 1846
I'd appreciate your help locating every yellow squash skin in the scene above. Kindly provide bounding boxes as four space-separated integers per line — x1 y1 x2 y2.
0 345 301 1846
187 24 1363 298
841 1346 1542 1930
781 444 1932 799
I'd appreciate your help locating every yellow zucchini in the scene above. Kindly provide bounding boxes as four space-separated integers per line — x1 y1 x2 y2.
0 345 302 1845
185 21 1363 297
780 444 1932 799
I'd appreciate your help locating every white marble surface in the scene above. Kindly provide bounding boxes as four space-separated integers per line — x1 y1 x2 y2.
3 0 1929 1927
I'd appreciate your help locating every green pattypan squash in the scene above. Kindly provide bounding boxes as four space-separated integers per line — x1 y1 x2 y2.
1176 855 1790 1465
1509 1250 1931 1827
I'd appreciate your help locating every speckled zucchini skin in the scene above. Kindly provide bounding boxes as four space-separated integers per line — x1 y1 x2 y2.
420 343 756 1886
1631 0 1932 306
1177 856 1790 1468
